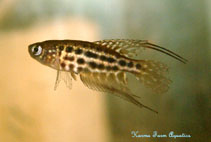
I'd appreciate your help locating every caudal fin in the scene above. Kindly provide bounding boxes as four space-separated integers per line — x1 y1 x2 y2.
134 60 172 94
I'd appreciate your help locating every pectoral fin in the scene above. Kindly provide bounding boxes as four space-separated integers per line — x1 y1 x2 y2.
54 70 73 90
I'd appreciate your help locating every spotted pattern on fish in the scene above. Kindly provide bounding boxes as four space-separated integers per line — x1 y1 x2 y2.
28 39 187 113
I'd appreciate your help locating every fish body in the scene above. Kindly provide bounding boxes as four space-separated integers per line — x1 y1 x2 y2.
29 40 139 74
28 39 187 113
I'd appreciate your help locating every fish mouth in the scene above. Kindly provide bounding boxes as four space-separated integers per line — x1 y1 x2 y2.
28 44 35 57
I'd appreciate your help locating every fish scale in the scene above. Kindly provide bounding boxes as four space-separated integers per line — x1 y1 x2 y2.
28 39 187 113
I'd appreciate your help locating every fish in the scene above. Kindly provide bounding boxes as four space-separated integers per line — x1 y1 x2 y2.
28 39 187 113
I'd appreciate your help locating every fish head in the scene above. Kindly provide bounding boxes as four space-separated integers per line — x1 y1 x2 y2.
28 41 59 69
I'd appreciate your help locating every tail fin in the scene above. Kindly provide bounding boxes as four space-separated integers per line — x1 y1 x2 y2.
134 60 172 94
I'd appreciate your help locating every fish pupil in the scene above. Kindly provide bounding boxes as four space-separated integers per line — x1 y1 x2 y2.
34 47 38 52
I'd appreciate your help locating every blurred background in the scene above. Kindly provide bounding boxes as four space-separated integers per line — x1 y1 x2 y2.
0 0 210 142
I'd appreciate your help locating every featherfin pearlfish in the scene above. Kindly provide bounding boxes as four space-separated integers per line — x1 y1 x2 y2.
28 39 187 113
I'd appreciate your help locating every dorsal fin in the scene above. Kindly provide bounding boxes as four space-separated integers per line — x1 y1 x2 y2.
94 39 145 57
79 71 157 113
94 39 187 64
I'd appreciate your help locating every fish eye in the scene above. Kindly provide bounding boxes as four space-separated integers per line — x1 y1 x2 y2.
32 45 42 56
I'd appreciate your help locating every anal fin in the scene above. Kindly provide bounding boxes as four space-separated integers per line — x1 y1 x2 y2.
79 72 157 113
